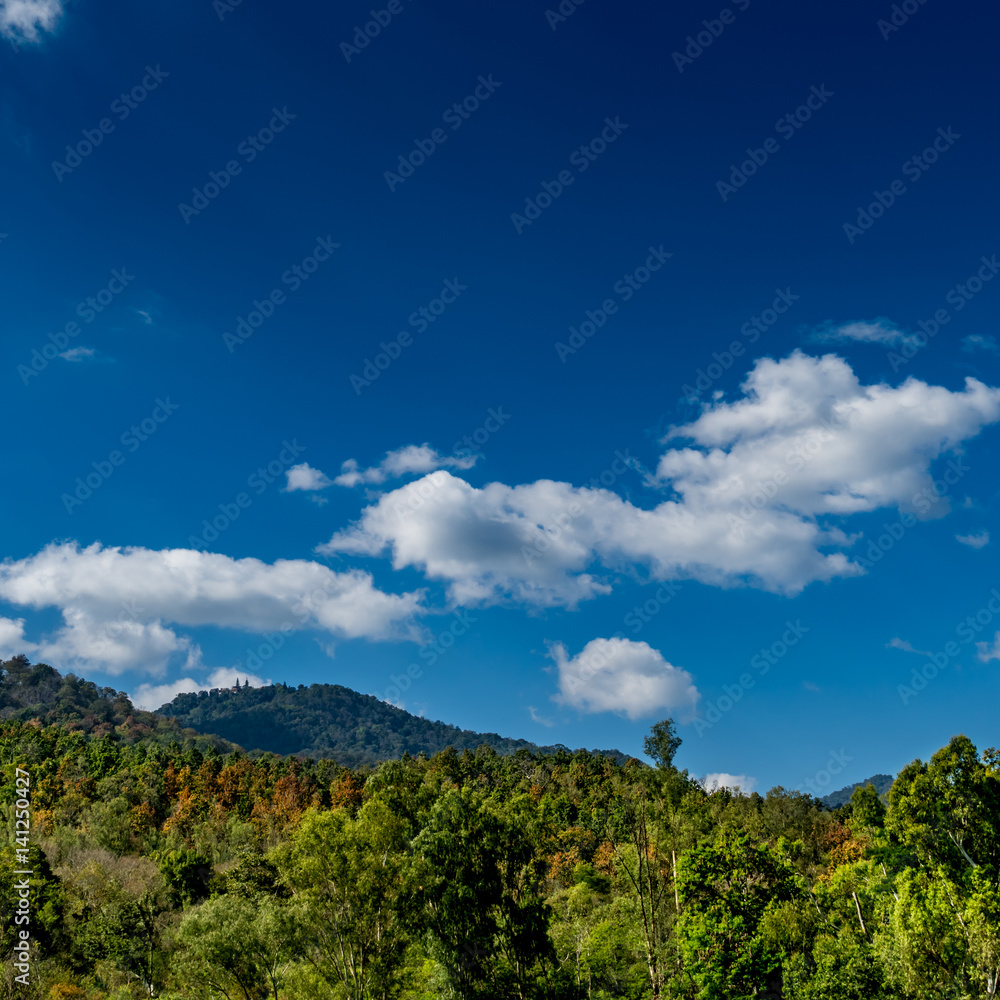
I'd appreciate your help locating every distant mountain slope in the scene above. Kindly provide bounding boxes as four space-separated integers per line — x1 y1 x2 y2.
0 654 236 752
822 773 895 809
157 680 632 769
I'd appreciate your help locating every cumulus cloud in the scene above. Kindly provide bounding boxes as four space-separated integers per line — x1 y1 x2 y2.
335 444 477 488
0 542 424 675
0 616 37 658
132 667 269 712
549 637 700 720
323 353 1000 604
0 0 62 43
810 319 918 348
284 463 334 493
701 772 757 793
962 334 1000 355
59 346 95 362
956 530 990 549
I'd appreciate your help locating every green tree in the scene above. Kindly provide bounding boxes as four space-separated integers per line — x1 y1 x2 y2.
675 833 802 999
643 719 682 772
273 798 413 1000
176 894 296 1000
410 787 554 999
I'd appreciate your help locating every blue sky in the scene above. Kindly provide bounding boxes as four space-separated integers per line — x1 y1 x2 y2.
2 0 999 793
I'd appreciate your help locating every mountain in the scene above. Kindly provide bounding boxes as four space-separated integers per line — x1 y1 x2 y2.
822 773 895 809
0 654 235 752
156 679 633 769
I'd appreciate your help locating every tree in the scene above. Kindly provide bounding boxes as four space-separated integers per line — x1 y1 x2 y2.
675 832 803 999
643 719 682 771
410 787 555 999
881 736 1000 997
176 894 296 1000
273 799 413 1000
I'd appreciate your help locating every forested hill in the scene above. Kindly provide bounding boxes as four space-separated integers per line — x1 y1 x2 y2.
157 680 632 769
822 772 895 808
0 654 234 752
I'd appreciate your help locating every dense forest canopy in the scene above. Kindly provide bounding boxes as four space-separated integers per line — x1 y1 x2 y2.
0 655 998 999
155 678 632 768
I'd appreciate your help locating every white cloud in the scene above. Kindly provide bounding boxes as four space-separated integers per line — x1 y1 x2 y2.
59 346 95 362
527 705 555 727
976 633 1000 663
132 667 269 712
335 444 477 488
0 616 37 658
887 637 932 657
284 462 334 493
323 353 1000 603
0 0 61 43
962 334 1000 355
956 530 990 549
701 772 757 793
810 319 918 348
549 637 700 720
0 542 424 675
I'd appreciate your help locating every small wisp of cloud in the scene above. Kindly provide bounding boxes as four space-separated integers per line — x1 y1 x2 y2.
956 530 989 549
962 334 1000 355
809 318 919 348
58 346 96 362
335 444 477 488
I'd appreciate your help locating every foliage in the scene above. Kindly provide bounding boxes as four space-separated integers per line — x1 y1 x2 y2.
0 663 998 1000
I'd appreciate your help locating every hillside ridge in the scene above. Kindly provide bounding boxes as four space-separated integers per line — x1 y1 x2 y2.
156 678 634 769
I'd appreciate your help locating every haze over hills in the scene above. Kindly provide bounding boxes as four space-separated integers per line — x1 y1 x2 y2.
155 679 635 769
